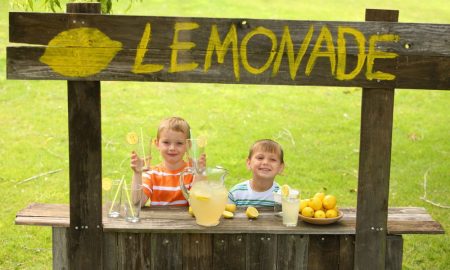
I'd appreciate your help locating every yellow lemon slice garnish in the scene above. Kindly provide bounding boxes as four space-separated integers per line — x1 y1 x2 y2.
223 211 234 219
246 206 259 219
102 177 112 191
281 184 290 197
126 132 139 145
192 191 211 201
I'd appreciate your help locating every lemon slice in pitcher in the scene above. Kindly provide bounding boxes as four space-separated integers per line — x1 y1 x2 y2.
192 191 211 201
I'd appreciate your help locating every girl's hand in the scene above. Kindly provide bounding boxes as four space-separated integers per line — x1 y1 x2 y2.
130 151 144 173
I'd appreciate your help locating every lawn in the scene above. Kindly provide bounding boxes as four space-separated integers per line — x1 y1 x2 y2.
1 0 449 269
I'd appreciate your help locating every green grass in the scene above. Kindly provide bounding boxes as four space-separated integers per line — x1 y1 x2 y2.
1 0 449 269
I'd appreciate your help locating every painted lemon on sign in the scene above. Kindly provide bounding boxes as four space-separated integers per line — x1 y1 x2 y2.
40 27 122 77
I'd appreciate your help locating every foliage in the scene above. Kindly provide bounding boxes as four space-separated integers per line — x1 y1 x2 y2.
9 0 143 13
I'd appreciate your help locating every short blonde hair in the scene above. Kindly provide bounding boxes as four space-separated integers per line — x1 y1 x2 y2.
248 139 284 163
156 117 191 140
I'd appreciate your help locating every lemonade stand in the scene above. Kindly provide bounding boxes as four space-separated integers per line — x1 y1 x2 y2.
10 3 447 269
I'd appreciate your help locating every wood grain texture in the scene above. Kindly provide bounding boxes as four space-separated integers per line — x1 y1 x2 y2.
15 204 445 234
7 12 450 89
355 9 398 270
182 234 213 270
385 235 403 270
66 4 103 270
276 234 308 270
151 233 182 270
213 234 246 270
246 233 277 270
307 235 340 270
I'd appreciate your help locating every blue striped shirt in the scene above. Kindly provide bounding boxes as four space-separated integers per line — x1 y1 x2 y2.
228 180 280 207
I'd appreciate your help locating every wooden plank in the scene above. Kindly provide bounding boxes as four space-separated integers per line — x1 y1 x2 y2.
117 233 152 269
182 234 213 270
7 12 450 89
15 204 445 234
213 234 246 270
66 3 103 270
9 12 450 56
385 235 403 270
7 46 449 89
339 235 354 270
151 233 182 270
103 232 119 270
307 235 340 270
52 227 68 270
354 9 398 270
276 234 308 270
246 234 277 270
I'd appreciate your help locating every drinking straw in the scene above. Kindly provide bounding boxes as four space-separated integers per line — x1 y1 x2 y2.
140 127 147 168
109 175 124 214
123 179 136 217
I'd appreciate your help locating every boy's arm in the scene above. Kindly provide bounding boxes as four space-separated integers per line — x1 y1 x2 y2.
130 151 149 206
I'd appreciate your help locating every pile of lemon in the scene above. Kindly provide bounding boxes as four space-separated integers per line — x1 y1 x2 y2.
299 192 339 219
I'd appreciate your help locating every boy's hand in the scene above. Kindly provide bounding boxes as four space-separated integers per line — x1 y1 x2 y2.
198 153 207 170
130 151 144 173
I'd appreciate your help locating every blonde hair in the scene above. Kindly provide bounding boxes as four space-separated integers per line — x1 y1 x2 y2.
248 139 284 163
156 117 191 140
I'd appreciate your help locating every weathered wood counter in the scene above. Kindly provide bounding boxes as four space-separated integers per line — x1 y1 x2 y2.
16 203 443 270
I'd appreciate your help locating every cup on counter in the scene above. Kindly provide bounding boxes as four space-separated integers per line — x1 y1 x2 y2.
281 189 300 227
123 182 142 223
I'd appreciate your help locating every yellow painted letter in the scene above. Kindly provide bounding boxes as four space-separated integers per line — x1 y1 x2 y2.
169 22 199 73
366 34 399 80
132 23 164 74
240 26 277 75
336 26 366 80
272 25 314 80
305 26 336 76
204 24 240 81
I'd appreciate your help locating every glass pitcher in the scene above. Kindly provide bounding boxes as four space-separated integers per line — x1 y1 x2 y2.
179 166 228 227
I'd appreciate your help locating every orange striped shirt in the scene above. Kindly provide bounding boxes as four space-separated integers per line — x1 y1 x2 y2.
142 163 193 206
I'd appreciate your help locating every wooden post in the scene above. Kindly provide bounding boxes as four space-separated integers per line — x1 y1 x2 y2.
66 3 103 270
354 9 399 270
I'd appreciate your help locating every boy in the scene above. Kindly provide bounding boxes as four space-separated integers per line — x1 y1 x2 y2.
130 116 194 206
228 139 284 207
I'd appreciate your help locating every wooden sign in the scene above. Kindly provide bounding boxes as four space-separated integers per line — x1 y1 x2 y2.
8 12 450 89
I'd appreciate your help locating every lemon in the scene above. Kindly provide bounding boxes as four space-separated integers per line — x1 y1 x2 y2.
281 184 290 197
301 206 315 217
313 192 325 201
188 206 195 217
299 199 310 212
314 210 326 218
326 209 338 218
40 27 122 77
223 211 234 219
246 206 259 219
322 195 337 210
126 132 139 145
225 204 237 213
192 191 211 201
309 197 323 211
102 177 112 191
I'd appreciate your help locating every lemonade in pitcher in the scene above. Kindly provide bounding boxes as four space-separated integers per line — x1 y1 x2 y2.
189 180 228 226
